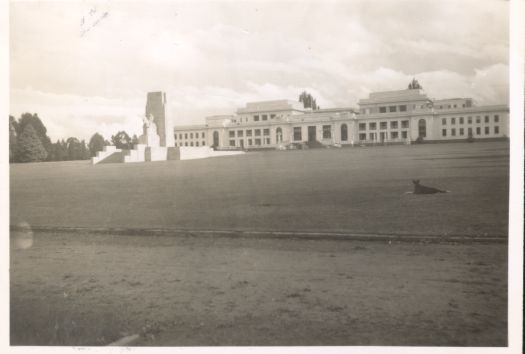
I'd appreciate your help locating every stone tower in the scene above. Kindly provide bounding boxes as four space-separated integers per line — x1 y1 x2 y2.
145 92 173 147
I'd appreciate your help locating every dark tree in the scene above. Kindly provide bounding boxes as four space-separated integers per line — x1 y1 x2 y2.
16 124 48 162
299 91 319 110
88 133 106 157
50 140 68 161
131 134 139 147
111 131 132 150
80 140 91 160
9 115 18 162
17 113 52 158
66 137 83 160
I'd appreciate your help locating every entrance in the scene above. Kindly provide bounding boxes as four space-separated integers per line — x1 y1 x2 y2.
380 132 386 143
213 131 219 147
239 140 244 149
308 126 316 142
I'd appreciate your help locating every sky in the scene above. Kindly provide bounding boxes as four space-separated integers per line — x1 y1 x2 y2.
9 0 509 141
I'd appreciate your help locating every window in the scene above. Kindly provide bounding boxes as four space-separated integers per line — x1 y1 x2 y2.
399 105 407 112
341 124 348 141
389 106 397 112
468 117 472 124
174 134 177 140
485 126 490 135
255 138 261 145
229 140 235 147
391 121 398 129
369 122 377 130
476 127 481 135
494 115 500 123
237 130 243 137
196 142 199 146
202 132 205 138
439 105 443 109
246 130 252 137
359 133 366 141
453 104 457 108
391 131 399 139
448 105 451 109
202 141 205 146
254 115 260 122
369 133 375 140
270 114 276 119
380 122 387 130
185 133 188 139
185 142 188 146
459 117 464 124
179 134 183 139
263 129 270 136
451 118 456 125
485 116 489 123
322 125 331 139
190 142 194 146
229 131 235 138
468 128 473 137
265 137 270 144
401 131 408 139
379 107 387 113
459 128 464 136
451 128 456 136
255 129 261 136
442 118 447 125
262 115 268 121
248 139 252 146
476 116 481 124
442 129 447 137
401 120 409 128
190 133 193 138
359 123 366 131
293 127 302 141
495 126 499 134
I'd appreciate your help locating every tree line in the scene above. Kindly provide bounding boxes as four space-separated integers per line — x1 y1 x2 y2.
9 113 139 163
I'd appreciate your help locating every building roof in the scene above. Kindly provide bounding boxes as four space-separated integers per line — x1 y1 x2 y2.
236 99 305 114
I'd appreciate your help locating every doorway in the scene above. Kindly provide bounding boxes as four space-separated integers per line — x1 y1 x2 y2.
308 126 316 142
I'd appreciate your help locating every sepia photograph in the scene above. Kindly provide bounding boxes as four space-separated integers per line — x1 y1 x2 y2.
4 0 524 352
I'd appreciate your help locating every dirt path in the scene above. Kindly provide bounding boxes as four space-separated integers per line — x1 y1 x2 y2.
10 232 507 346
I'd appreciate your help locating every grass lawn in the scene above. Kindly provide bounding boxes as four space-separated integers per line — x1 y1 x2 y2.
10 141 509 237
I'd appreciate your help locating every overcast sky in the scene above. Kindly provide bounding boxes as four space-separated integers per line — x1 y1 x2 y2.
10 0 509 141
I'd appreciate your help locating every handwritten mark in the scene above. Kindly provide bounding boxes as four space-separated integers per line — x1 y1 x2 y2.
80 7 109 37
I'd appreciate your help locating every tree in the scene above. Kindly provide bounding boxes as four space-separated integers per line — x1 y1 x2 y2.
17 113 52 158
80 140 91 160
299 91 319 110
88 133 106 157
16 124 48 162
66 137 83 160
131 134 139 147
49 140 68 161
9 115 18 162
111 131 132 150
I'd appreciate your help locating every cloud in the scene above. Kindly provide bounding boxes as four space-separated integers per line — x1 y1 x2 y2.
9 1 509 139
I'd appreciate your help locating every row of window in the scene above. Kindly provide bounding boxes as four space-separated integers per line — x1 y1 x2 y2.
229 137 271 147
175 132 206 140
442 115 499 125
359 120 410 131
442 126 500 137
253 114 277 122
174 141 207 147
359 131 409 141
228 128 271 138
378 105 408 114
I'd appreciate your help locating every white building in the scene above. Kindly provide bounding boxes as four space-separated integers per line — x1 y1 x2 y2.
173 83 509 149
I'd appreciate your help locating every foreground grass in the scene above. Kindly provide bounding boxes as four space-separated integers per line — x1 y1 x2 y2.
11 232 507 346
10 141 509 237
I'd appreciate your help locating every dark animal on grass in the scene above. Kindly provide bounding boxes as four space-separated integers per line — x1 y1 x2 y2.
411 180 449 194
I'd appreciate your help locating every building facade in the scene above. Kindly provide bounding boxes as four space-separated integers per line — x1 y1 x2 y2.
173 85 509 150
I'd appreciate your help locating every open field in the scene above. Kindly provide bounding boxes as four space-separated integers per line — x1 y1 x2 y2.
11 232 507 346
10 141 509 237
10 141 510 346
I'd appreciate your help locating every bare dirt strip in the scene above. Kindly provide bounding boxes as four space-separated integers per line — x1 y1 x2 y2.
11 232 507 346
